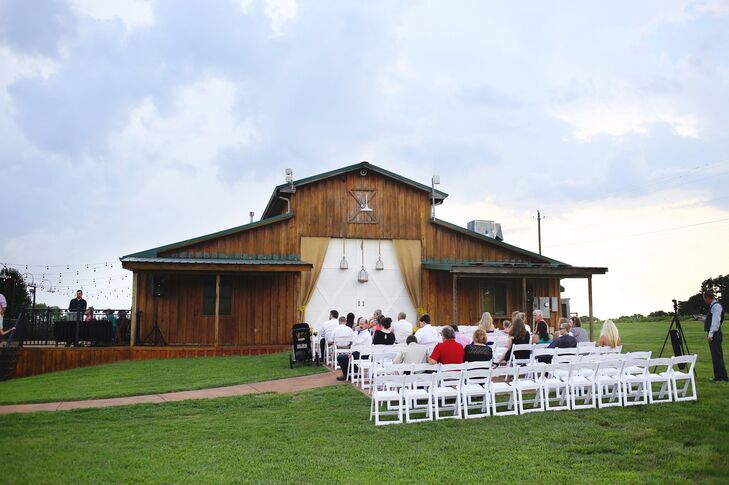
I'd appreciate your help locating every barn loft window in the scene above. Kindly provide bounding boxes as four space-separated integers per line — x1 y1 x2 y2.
202 277 232 316
481 283 507 316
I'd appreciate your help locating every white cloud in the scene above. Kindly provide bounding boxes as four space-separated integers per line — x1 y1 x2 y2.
0 46 58 89
551 101 701 140
264 0 298 36
68 0 155 33
438 190 729 318
109 76 260 171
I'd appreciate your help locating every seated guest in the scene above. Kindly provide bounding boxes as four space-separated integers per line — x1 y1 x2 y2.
450 324 471 348
477 312 495 333
346 312 355 329
372 317 395 345
598 319 622 348
337 317 371 381
501 318 530 364
352 317 372 346
317 310 340 358
428 326 465 365
464 329 493 362
569 316 589 343
531 321 551 345
548 322 578 349
392 312 413 344
368 309 383 331
499 319 512 336
393 335 428 364
330 316 354 344
414 314 438 345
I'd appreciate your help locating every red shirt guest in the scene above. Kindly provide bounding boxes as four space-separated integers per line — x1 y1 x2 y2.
428 326 465 365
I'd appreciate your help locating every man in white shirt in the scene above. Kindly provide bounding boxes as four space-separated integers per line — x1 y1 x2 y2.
352 317 372 346
316 310 339 359
333 316 360 381
414 314 438 346
392 312 413 344
0 292 14 337
704 290 727 382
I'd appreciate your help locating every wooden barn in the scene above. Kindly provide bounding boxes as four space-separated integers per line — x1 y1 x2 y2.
120 162 607 350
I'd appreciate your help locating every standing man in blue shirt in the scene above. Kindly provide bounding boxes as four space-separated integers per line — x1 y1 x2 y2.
704 290 727 382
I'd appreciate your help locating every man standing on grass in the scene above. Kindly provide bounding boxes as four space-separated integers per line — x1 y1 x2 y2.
704 291 727 382
0 292 15 337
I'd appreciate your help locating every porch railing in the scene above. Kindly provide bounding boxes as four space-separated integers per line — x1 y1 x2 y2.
19 308 132 347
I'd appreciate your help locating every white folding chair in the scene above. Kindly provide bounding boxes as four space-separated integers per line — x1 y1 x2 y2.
465 361 492 371
348 346 372 385
489 366 518 416
439 363 466 372
432 371 463 420
577 341 597 348
544 363 571 411
332 338 352 370
622 358 649 406
461 369 491 419
403 373 434 423
647 358 673 404
568 361 598 410
555 347 578 357
515 364 546 414
363 352 398 391
532 348 555 365
509 344 534 366
534 343 550 349
668 355 697 402
599 346 621 355
596 358 624 408
369 373 404 425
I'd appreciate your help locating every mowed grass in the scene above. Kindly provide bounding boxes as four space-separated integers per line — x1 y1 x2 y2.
1 319 728 484
0 352 325 404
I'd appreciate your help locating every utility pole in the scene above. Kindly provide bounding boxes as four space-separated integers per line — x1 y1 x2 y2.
535 210 545 255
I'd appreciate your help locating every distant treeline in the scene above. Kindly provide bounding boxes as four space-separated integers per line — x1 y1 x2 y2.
610 274 727 321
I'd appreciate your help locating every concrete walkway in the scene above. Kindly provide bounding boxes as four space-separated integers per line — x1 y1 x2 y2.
0 371 343 415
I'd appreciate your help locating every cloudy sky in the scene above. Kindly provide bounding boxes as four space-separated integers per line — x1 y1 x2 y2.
1 0 728 318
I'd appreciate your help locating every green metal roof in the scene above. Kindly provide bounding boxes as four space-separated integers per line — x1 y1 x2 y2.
262 161 449 218
120 212 294 260
431 218 566 266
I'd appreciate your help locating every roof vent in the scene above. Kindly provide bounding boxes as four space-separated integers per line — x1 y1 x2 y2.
467 220 504 241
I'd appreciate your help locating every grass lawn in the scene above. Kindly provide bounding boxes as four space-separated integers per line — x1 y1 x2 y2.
0 352 325 404
1 319 728 484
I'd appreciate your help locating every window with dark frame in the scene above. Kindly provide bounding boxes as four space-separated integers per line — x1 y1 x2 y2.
481 282 507 316
202 277 232 316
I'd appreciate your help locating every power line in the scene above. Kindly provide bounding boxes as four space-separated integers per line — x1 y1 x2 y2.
546 217 729 248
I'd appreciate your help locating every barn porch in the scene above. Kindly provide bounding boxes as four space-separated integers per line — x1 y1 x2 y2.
422 261 608 339
122 258 311 347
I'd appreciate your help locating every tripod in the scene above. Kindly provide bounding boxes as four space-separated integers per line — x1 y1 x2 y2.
657 299 689 368
141 308 167 346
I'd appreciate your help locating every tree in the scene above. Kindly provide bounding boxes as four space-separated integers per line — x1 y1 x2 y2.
0 267 32 320
678 293 707 316
648 310 669 317
702 274 728 309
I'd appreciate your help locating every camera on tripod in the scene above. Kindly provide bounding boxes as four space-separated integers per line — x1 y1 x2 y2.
659 298 689 369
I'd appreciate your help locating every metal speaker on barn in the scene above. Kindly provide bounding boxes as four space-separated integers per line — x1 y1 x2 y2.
152 277 165 298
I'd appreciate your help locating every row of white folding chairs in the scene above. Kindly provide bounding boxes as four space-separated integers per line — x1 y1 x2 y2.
369 355 697 425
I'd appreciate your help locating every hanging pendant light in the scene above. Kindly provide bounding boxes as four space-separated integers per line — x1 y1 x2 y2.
375 239 384 270
339 239 349 270
358 239 368 283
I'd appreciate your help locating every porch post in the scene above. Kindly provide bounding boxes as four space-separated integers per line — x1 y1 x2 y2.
587 274 594 341
452 274 458 324
521 277 527 320
214 274 221 347
130 272 138 348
